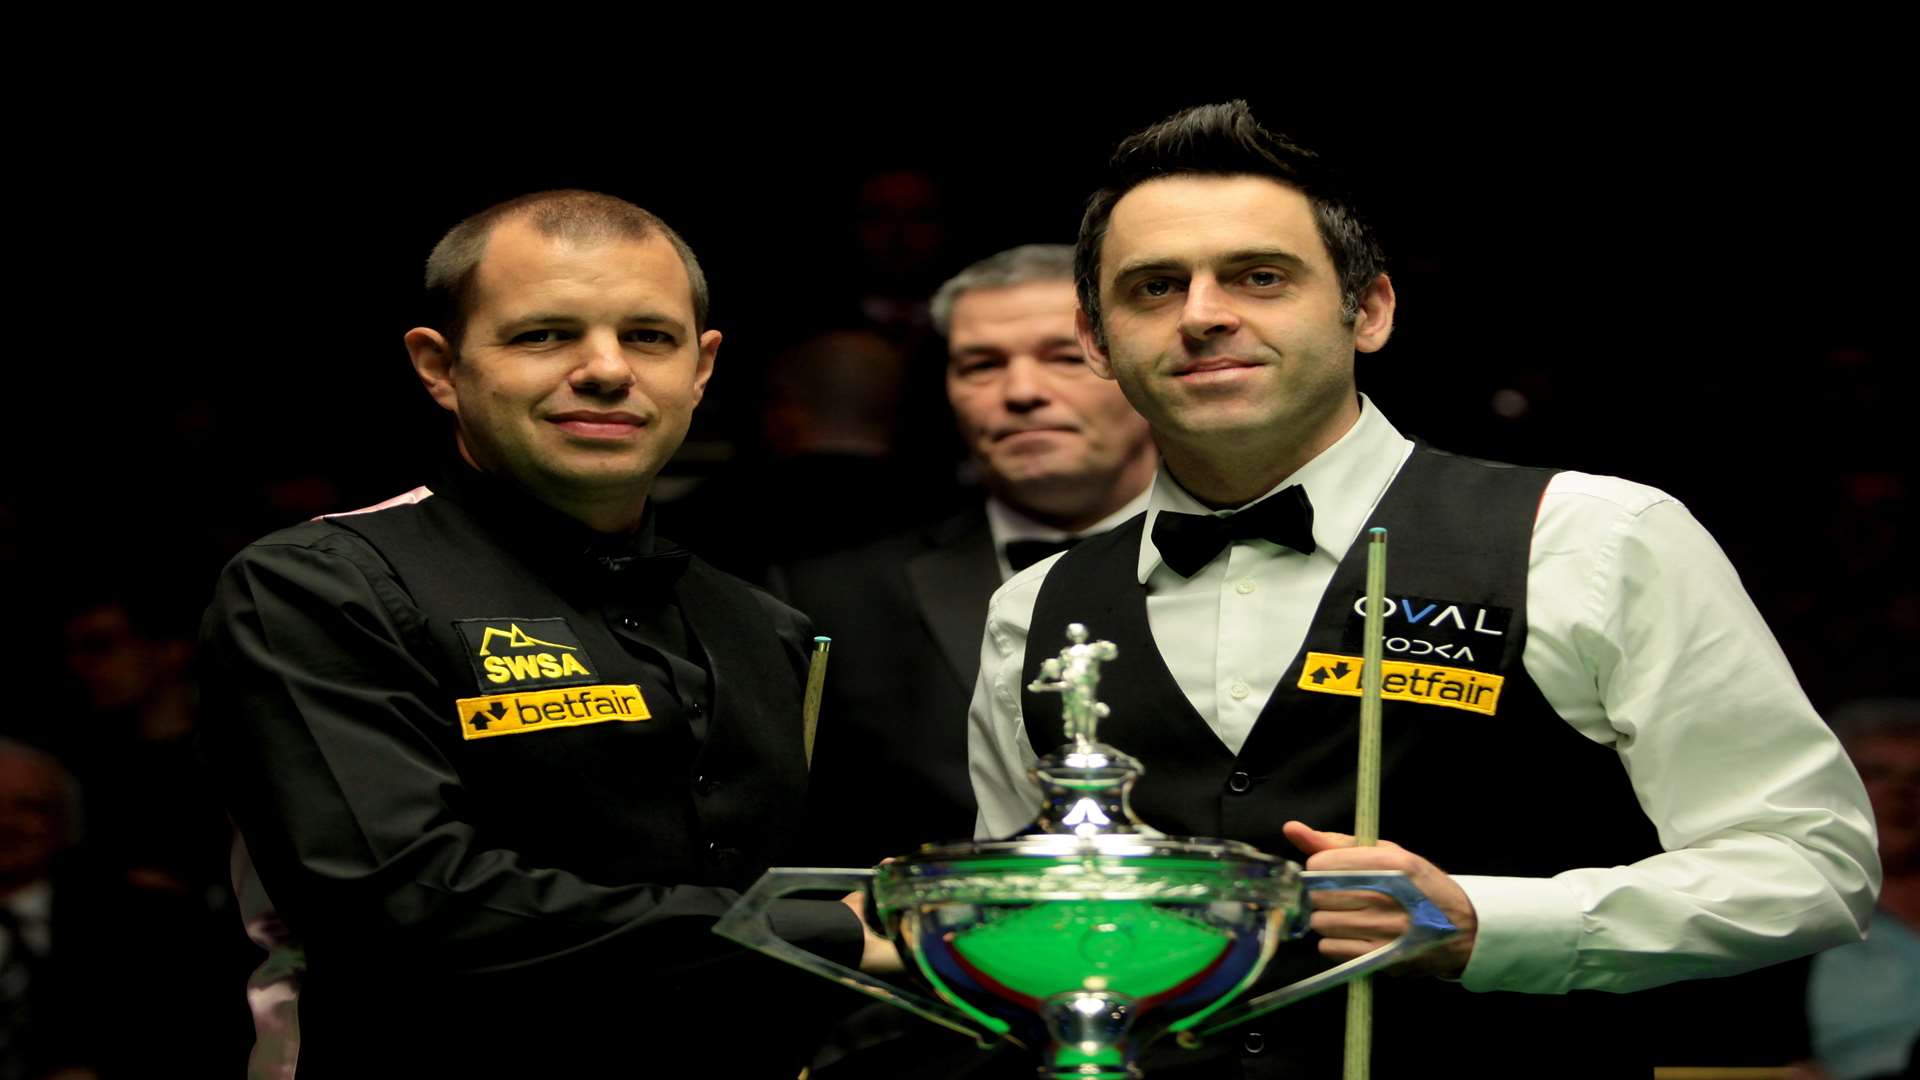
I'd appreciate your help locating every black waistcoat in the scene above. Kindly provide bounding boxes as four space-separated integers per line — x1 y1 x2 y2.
328 479 814 893
214 471 841 1078
1020 444 1659 1079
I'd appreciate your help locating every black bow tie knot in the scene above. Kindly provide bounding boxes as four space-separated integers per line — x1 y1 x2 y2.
1150 485 1316 578
1004 537 1083 573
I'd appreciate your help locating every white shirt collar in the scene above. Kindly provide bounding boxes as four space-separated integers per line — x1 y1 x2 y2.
2 878 54 955
987 487 1154 580
1137 395 1413 584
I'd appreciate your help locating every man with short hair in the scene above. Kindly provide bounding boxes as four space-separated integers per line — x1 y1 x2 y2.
200 190 891 1077
968 105 1879 1076
776 243 1156 869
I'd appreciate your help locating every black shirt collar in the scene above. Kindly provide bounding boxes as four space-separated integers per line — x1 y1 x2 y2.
431 459 686 581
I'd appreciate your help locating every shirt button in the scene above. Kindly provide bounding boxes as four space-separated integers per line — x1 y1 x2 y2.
1227 771 1252 794
1243 1032 1265 1054
1229 680 1249 700
1235 579 1255 595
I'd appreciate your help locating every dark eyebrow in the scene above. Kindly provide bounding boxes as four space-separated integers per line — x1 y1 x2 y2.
1111 248 1310 284
501 312 584 328
499 311 689 333
622 311 687 329
1217 248 1309 271
950 344 1007 360
1110 257 1188 285
950 337 1080 360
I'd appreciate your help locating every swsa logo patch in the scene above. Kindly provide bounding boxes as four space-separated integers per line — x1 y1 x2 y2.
454 618 598 691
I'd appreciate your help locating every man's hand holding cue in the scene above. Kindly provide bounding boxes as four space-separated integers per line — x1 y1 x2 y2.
1283 820 1481 978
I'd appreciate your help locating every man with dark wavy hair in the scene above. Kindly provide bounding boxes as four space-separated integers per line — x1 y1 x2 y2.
967 103 1879 1076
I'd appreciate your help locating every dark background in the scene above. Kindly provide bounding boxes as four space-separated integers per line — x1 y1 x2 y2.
12 71 1907 702
0 61 1909 1071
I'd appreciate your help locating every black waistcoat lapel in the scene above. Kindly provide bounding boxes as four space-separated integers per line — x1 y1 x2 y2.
673 558 811 874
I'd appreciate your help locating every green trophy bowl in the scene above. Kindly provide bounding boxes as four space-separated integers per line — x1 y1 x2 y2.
716 625 1457 1079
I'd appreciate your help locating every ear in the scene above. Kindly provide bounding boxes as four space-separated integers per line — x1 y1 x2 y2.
1352 273 1397 354
1076 306 1116 381
405 327 460 413
690 328 721 405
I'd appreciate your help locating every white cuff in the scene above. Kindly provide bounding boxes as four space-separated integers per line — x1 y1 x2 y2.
1451 875 1584 994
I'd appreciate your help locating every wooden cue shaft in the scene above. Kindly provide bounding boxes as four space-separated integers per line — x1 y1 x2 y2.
1345 528 1389 1080
1355 528 1388 842
802 636 831 769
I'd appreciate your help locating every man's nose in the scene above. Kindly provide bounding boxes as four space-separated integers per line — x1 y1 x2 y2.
570 331 635 394
1001 355 1050 412
1178 277 1241 342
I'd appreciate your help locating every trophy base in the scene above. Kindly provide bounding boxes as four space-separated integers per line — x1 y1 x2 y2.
1039 990 1138 1079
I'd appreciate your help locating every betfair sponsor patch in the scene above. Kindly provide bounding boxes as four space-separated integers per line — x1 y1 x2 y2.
456 685 650 740
454 617 598 691
1297 652 1503 716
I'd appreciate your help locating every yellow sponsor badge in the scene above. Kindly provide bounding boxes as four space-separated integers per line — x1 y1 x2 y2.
1297 652 1504 716
455 684 651 740
453 618 598 692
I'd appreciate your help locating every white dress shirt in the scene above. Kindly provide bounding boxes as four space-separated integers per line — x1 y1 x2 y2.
984 488 1153 583
0 879 53 969
968 396 1880 995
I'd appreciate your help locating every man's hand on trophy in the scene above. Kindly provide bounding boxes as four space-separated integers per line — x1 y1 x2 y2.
1280 821 1479 978
840 890 905 975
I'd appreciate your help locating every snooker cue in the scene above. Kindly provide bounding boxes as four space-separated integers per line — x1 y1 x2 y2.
1345 528 1389 1080
803 636 831 768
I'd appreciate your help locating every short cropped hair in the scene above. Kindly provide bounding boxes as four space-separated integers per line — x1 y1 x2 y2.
1073 101 1385 348
423 190 709 351
929 243 1076 339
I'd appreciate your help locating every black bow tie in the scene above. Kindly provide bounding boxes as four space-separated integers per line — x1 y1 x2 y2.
1004 537 1083 573
1150 485 1315 578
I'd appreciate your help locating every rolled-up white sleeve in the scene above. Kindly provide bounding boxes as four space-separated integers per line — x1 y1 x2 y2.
1455 474 1880 993
968 562 1055 840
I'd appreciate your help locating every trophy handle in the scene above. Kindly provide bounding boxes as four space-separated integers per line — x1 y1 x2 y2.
713 867 1001 1049
1178 869 1459 1042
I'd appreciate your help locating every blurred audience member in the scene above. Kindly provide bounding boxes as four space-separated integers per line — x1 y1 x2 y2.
1801 699 1920 1080
229 838 301 1080
776 243 1157 868
669 328 957 578
55 586 229 908
1765 466 1915 709
853 169 949 339
0 738 240 1078
763 329 908 462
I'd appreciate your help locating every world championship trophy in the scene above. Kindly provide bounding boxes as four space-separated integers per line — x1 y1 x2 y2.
716 622 1457 1079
